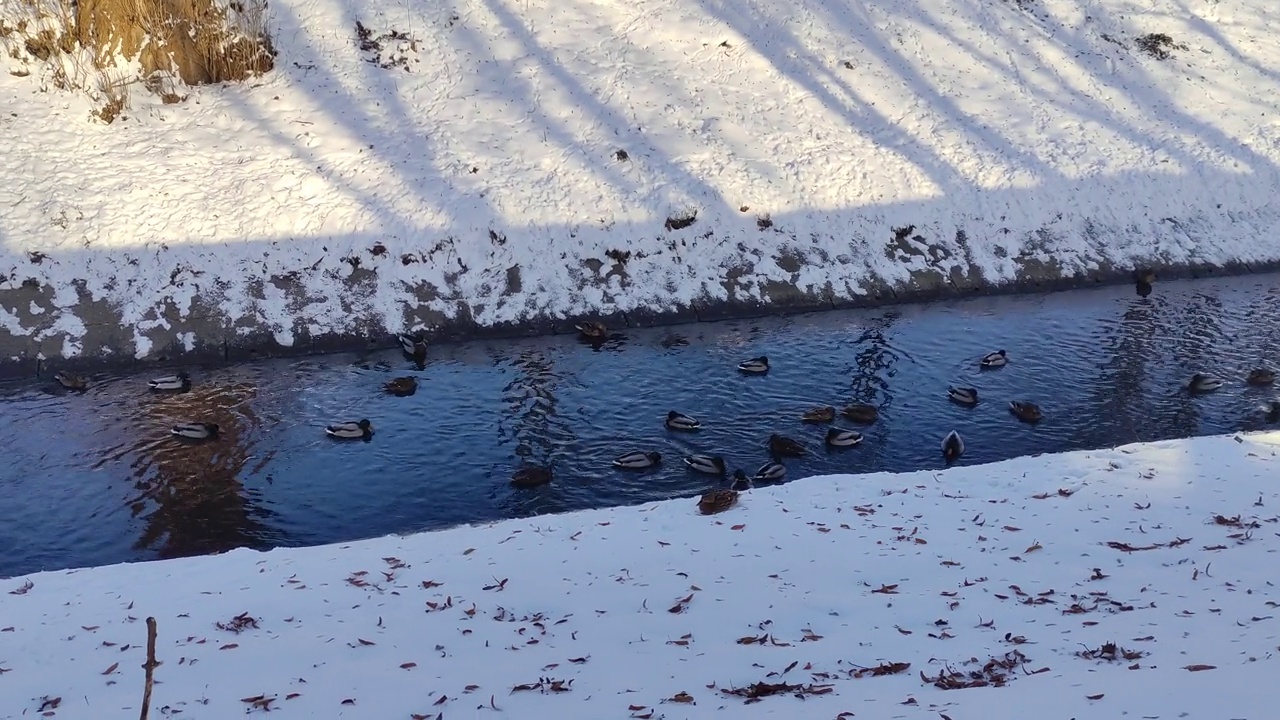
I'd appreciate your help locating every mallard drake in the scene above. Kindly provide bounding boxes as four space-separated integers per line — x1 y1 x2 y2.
801 406 836 423
729 469 753 491
841 404 878 424
737 356 769 374
941 430 964 463
326 419 374 440
768 433 806 457
754 460 787 482
1247 368 1276 386
613 450 661 469
825 427 863 447
684 454 727 476
980 349 1007 368
1009 400 1043 423
171 422 219 440
698 488 738 515
1188 373 1223 393
666 410 702 431
384 376 418 397
948 386 979 406
511 465 552 488
54 370 88 391
575 321 607 339
148 372 191 392
398 333 428 361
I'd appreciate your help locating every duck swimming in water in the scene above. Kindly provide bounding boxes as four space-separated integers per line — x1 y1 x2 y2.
511 465 553 488
801 406 836 423
148 372 191 392
326 419 374 440
841 404 878 424
738 356 769 374
575 321 607 340
398 333 427 362
1247 368 1275 386
753 460 787 482
1187 373 1223 394
948 387 979 406
683 454 727 476
54 370 88 391
825 427 863 447
941 430 964 463
384 376 418 397
980 350 1008 368
1009 401 1043 423
665 410 702 431
613 450 662 469
172 422 219 440
768 433 806 457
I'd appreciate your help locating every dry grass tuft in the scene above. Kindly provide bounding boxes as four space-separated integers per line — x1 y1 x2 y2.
2 0 274 119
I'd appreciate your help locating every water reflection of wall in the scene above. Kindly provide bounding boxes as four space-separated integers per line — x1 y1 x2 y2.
124 381 275 559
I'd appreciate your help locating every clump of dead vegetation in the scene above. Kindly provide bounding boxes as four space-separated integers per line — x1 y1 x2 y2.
1134 32 1187 61
1 0 275 122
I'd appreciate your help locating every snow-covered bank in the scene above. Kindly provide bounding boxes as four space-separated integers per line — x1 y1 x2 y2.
3 0 1280 366
3 433 1280 718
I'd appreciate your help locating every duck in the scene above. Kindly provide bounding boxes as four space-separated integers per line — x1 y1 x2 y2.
326 419 374 440
148 372 191 392
384 376 418 397
1266 401 1280 424
171 422 219 440
54 370 88 391
729 469 754 491
754 460 787 482
737 356 769 374
683 454 727 476
698 488 739 515
840 404 879 424
801 406 836 423
1187 373 1223 394
948 386 979 406
825 427 863 447
1247 368 1275 386
665 410 702 431
511 465 553 488
1009 400 1043 423
941 430 964 463
398 333 428 361
768 433 806 457
575 321 607 340
613 450 662 469
980 350 1008 368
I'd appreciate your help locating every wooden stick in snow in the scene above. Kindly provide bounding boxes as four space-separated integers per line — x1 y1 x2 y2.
139 616 158 720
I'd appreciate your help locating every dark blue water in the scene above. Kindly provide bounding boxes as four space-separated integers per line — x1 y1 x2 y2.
3 274 1280 578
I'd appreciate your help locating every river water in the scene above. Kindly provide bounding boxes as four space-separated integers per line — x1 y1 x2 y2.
3 274 1279 577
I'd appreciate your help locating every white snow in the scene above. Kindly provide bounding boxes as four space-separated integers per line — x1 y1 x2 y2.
3 0 1280 355
3 432 1280 718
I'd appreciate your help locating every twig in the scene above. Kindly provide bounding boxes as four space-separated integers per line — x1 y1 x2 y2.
139 617 159 720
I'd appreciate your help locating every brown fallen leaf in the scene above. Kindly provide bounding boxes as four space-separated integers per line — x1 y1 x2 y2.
1025 542 1043 553
434 695 448 705
668 691 695 704
1183 664 1217 671
628 705 647 711
341 698 356 705
463 548 475 555
219 643 239 650
400 662 417 669
1087 693 1104 700
357 638 376 646
668 593 695 613
102 662 119 675
731 524 746 531
1003 525 1022 532
8 580 33 596
568 656 589 663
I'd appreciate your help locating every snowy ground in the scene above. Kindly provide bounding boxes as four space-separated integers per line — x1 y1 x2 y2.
3 432 1279 718
2 0 1280 363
